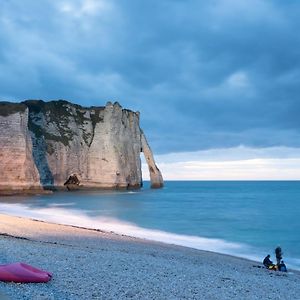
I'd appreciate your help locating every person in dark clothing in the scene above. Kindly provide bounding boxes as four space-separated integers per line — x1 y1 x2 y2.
279 260 287 272
263 255 274 268
275 247 283 266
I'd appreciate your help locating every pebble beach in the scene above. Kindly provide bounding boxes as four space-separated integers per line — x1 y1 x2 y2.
0 213 299 300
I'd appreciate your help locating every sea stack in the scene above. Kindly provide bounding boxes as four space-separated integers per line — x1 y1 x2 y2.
0 100 163 194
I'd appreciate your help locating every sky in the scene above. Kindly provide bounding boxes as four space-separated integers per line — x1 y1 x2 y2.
1 0 300 180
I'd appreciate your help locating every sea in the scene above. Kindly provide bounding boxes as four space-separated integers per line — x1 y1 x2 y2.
0 181 299 270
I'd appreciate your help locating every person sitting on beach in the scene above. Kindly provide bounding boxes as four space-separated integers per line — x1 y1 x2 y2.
263 255 273 268
278 260 287 272
275 246 283 266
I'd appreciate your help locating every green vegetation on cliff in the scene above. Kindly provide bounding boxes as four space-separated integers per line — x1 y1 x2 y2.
0 102 27 116
24 100 105 151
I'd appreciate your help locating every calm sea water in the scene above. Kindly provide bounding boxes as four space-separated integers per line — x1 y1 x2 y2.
1 181 300 270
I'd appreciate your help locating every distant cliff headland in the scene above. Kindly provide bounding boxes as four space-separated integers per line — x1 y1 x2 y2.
0 100 163 195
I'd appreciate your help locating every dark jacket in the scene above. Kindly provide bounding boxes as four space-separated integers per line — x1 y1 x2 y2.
279 262 287 272
263 256 273 267
275 247 282 260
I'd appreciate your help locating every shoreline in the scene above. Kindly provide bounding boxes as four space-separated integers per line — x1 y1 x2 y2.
0 205 299 271
0 214 299 299
0 185 142 196
1 213 257 264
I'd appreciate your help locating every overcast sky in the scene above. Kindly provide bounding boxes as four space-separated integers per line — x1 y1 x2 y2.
1 0 300 179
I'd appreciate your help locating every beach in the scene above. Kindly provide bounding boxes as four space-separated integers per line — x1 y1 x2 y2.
0 214 299 299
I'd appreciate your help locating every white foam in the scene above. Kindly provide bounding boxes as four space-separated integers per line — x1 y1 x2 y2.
48 202 76 207
0 203 299 270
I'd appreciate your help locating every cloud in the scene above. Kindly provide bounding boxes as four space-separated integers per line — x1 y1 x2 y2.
226 71 250 89
142 146 300 180
153 146 300 163
145 158 300 180
59 0 111 17
0 0 300 154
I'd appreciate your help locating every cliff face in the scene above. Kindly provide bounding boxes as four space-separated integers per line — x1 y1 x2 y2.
0 103 41 193
0 100 163 194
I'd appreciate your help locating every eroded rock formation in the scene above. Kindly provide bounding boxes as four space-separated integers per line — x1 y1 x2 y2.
141 131 163 188
0 100 163 194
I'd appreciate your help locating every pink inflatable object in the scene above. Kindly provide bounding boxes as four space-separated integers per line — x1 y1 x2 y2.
0 262 52 283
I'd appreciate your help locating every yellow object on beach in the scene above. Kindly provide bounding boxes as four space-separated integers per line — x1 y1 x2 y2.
268 265 278 271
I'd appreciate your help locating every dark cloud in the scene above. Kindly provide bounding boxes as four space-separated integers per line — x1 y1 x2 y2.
0 0 300 153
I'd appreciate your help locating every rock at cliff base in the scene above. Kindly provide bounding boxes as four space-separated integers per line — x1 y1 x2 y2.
64 174 80 191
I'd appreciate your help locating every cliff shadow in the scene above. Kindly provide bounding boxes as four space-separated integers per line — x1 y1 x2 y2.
30 134 55 190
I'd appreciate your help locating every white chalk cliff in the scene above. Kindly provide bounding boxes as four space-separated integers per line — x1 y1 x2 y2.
0 100 163 194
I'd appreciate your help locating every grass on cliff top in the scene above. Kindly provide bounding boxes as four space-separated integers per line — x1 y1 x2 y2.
0 102 27 116
23 99 105 112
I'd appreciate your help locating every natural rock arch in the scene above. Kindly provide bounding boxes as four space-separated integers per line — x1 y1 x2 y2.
141 131 164 188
